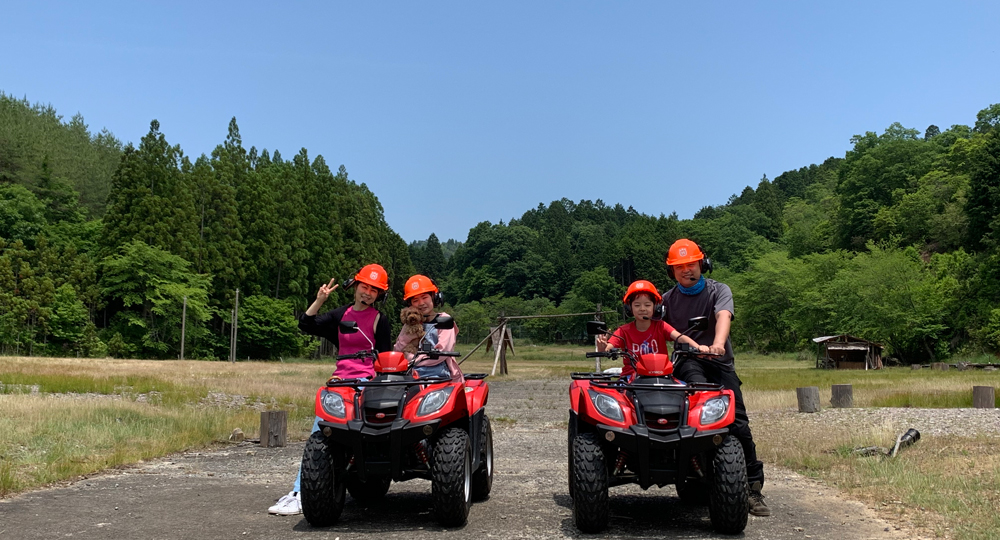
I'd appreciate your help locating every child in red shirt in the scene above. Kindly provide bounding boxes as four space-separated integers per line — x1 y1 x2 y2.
596 280 707 379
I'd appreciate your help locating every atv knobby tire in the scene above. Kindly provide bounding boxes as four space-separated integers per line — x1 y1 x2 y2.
346 475 391 504
431 427 472 526
567 417 577 498
300 431 346 527
708 435 749 534
472 415 494 501
571 432 609 533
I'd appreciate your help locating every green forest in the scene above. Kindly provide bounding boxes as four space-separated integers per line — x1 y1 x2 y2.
3 92 1000 363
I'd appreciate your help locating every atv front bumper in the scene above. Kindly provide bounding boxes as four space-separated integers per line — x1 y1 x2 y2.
318 418 440 482
578 412 730 489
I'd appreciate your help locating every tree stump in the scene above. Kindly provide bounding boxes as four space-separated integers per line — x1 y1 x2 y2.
973 386 995 409
260 411 287 447
910 364 922 370
796 387 821 413
831 384 853 408
931 362 949 371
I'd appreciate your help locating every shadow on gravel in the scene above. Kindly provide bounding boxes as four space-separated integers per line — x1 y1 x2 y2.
291 492 468 533
554 492 744 539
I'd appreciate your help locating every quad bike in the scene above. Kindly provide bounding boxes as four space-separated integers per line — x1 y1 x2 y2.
567 317 749 534
300 315 493 527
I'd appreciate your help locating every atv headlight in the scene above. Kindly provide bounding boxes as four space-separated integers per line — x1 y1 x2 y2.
588 390 624 422
417 387 454 417
321 390 346 418
700 396 730 425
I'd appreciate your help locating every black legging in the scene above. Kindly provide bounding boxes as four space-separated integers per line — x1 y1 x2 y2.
674 358 764 489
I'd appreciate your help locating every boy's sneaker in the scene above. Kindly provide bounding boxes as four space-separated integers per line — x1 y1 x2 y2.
268 491 301 515
748 490 770 516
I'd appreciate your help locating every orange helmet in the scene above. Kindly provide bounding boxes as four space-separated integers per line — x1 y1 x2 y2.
666 239 705 267
623 280 662 304
354 264 389 291
404 274 442 304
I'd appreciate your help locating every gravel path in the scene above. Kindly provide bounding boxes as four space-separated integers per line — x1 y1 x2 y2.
1 379 971 539
754 407 1000 437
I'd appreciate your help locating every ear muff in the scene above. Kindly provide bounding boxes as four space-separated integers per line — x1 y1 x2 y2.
341 278 355 289
623 303 634 318
429 277 444 307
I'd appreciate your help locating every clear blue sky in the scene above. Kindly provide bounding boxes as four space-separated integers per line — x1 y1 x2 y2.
3 2 998 243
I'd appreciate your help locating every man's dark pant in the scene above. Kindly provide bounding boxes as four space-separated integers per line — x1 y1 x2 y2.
674 358 764 490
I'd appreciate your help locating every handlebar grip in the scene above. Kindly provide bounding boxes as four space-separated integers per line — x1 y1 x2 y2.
438 351 461 357
585 352 607 358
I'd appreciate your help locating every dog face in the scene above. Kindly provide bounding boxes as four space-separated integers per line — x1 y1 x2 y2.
400 307 425 331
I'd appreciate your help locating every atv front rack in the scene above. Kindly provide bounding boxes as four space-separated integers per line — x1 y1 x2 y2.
590 379 725 393
324 376 452 388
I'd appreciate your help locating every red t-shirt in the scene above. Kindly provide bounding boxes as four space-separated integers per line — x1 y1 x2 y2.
607 320 677 378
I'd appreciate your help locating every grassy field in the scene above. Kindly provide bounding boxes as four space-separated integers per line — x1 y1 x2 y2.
2 347 999 538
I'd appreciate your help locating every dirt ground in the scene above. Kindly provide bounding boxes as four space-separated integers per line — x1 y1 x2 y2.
0 379 918 540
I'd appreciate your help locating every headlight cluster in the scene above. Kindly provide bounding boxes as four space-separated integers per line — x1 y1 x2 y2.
588 390 624 422
700 396 730 425
321 390 346 418
417 387 454 417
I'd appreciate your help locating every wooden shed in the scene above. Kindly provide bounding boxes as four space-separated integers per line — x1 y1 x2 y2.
813 335 883 370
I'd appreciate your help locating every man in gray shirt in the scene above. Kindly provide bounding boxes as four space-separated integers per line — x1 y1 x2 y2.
661 239 769 517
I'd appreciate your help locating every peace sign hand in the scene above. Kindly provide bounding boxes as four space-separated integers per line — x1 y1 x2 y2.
317 278 339 302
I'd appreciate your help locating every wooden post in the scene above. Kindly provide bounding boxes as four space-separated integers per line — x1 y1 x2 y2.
491 322 505 376
931 362 949 371
180 296 187 361
796 387 821 413
973 386 995 409
831 384 853 408
910 364 921 370
260 411 287 447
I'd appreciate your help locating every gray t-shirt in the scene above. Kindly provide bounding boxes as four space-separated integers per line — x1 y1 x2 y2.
661 278 736 371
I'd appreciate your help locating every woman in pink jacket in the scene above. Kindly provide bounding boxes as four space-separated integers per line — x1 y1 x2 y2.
395 274 463 382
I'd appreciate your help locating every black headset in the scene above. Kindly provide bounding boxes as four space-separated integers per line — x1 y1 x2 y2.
666 243 713 282
405 276 444 307
623 293 666 320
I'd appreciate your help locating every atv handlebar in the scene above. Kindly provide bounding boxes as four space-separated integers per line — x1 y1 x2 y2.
335 349 377 361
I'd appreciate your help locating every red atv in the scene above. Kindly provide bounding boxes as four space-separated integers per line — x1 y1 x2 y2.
567 317 749 534
300 316 493 527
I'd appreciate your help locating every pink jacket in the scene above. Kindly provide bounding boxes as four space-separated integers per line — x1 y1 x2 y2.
393 312 462 381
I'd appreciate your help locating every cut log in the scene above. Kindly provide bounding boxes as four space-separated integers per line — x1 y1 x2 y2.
931 362 949 371
796 386 821 413
260 411 287 447
831 384 853 408
973 386 995 409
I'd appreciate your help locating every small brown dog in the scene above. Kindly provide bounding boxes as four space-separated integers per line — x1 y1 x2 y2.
400 307 425 354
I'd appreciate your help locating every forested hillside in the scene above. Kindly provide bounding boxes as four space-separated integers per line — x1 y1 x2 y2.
4 92 1000 362
409 105 1000 363
0 94 412 359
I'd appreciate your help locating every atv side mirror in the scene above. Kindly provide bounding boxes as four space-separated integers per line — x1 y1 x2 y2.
431 314 455 330
587 320 608 336
338 320 359 334
686 316 708 332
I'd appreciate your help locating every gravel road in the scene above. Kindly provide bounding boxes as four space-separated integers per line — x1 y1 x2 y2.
0 379 923 540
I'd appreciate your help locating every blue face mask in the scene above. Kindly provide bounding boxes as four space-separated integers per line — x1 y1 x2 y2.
677 275 706 296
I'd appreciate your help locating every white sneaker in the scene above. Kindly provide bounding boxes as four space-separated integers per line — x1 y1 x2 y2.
268 491 301 515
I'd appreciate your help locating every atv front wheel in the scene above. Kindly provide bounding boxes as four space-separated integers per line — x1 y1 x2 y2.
708 435 749 534
571 433 609 533
300 432 346 527
472 415 494 501
567 417 577 498
431 427 472 526
346 475 391 503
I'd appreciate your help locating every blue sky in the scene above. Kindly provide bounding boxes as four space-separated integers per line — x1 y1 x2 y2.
3 2 999 243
